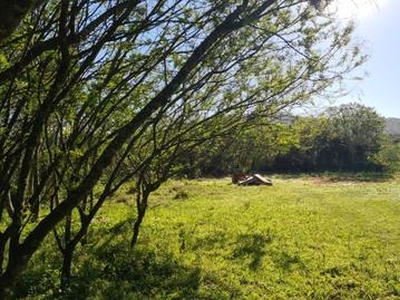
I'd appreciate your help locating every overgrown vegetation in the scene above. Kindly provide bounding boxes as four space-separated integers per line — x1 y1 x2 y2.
13 175 400 299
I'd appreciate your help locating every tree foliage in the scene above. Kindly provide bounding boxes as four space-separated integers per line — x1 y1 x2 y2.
197 103 387 174
0 0 363 296
322 103 386 170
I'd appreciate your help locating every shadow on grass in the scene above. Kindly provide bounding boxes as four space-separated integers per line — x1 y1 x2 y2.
16 218 243 300
17 245 204 300
319 172 394 183
190 230 228 251
14 219 134 299
275 172 394 183
232 232 273 271
271 251 305 272
69 218 205 300
232 230 306 273
68 248 203 300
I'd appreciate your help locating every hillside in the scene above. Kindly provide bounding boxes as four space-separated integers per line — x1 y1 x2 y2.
385 117 400 139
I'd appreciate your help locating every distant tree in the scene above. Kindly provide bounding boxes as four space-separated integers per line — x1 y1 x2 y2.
266 104 386 172
323 103 385 170
372 137 400 172
270 116 329 171
182 117 297 176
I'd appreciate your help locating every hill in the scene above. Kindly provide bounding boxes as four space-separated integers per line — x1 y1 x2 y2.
385 117 400 140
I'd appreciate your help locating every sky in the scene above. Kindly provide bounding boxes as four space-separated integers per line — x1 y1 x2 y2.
328 0 400 118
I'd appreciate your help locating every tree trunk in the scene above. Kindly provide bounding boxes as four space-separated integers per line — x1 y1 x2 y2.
60 246 73 292
130 190 150 250
0 277 13 300
131 206 146 250
59 213 72 291
0 249 29 300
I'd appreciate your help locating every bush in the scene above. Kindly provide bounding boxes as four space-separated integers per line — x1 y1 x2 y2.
374 140 400 172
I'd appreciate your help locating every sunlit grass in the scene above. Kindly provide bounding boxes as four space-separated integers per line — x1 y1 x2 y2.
16 174 400 299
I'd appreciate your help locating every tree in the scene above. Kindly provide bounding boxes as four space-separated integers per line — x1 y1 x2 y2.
323 103 385 170
268 105 385 172
374 138 400 172
0 0 364 297
268 116 330 172
178 116 297 176
0 0 48 42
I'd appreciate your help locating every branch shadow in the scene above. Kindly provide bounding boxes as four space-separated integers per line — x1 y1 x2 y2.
57 246 204 300
275 172 394 183
232 232 273 271
231 230 306 274
319 172 394 183
271 251 304 272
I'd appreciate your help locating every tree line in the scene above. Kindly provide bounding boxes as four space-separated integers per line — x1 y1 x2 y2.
179 103 400 176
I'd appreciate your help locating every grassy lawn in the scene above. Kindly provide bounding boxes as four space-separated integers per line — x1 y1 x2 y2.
17 174 400 299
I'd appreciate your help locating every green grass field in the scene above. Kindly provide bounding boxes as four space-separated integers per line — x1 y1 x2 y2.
17 174 400 299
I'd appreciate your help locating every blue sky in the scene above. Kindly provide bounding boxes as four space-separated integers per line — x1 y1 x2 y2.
331 0 400 118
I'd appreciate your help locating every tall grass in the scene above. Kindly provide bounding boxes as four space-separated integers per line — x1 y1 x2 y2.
15 174 400 299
